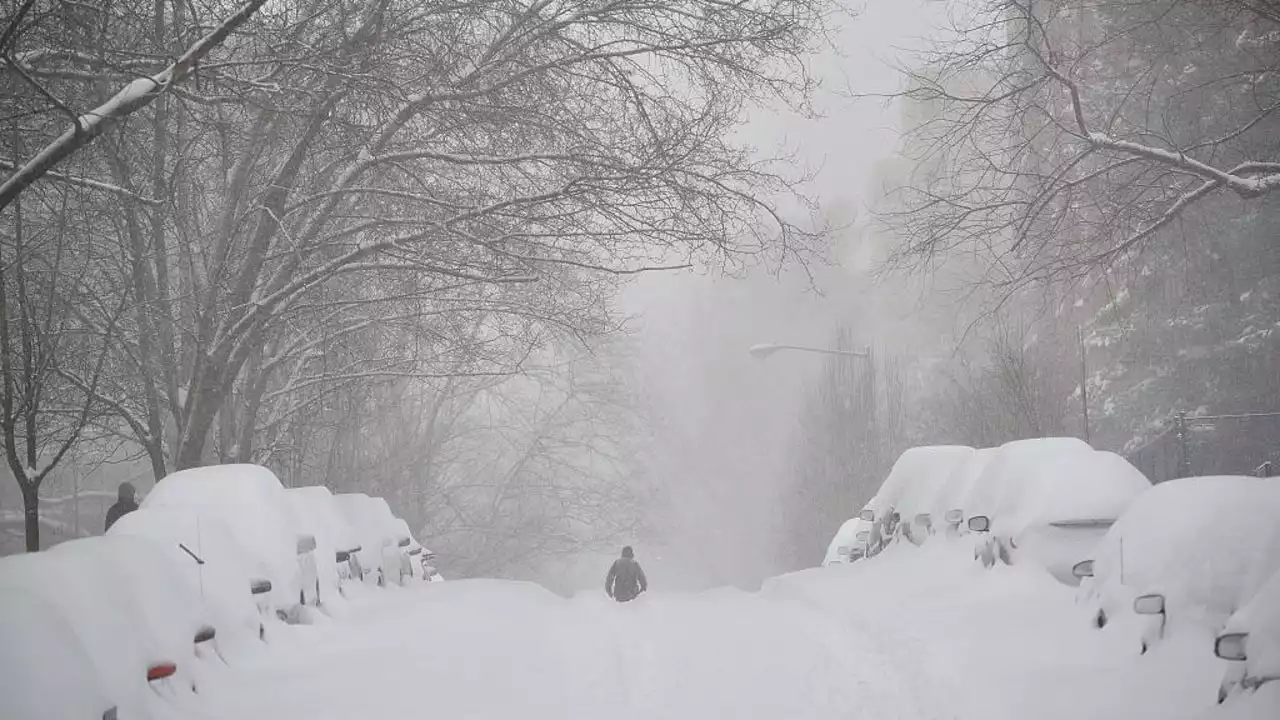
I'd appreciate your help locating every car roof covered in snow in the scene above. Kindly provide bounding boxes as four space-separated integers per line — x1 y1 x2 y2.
931 447 997 519
286 486 360 553
987 449 1150 534
964 438 1139 530
1091 476 1280 627
867 445 975 518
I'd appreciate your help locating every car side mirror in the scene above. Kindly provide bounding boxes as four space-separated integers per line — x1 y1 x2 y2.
859 509 875 522
250 578 273 595
855 530 870 543
945 509 964 525
1214 633 1248 662
967 515 991 533
296 535 317 554
398 537 411 548
914 513 931 526
1133 593 1165 615
194 625 217 644
1072 560 1095 578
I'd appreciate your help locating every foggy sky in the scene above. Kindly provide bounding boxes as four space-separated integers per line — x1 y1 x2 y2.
613 1 947 590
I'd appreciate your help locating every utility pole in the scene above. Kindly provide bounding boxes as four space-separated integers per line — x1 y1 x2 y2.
1174 411 1192 478
1078 327 1090 445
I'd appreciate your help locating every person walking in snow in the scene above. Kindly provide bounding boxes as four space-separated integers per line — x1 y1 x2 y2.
605 545 647 602
104 481 138 532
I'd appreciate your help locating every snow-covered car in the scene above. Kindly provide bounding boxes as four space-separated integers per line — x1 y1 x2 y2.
964 440 1150 585
333 493 403 587
0 589 118 720
863 446 975 547
0 539 199 718
419 547 444 582
142 464 316 621
824 517 873 566
390 517 419 584
284 486 363 603
931 447 997 535
109 506 263 653
879 445 976 545
1079 476 1280 657
1216 567 1280 702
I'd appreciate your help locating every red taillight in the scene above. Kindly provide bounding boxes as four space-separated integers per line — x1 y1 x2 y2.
147 662 178 681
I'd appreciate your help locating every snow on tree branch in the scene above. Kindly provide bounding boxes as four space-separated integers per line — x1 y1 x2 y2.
0 0 269 211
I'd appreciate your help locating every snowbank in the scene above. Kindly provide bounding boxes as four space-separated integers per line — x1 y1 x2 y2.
1087 476 1280 641
143 464 304 611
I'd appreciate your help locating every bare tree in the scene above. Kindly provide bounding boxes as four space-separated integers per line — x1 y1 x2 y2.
0 192 126 549
3 1 834 487
289 337 651 578
883 0 1279 286
0 0 270 209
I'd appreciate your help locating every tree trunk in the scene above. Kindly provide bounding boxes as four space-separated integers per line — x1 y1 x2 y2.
21 481 39 552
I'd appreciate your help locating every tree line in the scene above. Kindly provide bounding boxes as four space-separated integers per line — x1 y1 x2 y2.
784 0 1279 566
0 0 833 560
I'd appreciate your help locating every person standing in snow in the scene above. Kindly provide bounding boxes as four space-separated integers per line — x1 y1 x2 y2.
104 482 138 532
605 545 647 602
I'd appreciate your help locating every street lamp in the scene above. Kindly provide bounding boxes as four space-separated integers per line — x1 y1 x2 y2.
748 343 870 360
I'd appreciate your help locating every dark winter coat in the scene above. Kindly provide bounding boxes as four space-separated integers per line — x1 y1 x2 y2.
104 498 138 532
605 557 647 602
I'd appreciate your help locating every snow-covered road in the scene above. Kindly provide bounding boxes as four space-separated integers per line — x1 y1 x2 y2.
195 544 1279 720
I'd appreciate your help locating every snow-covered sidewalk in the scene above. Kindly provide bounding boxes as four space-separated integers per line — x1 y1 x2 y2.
195 544 1279 720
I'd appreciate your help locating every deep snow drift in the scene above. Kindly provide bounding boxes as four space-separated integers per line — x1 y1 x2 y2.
199 541 1278 720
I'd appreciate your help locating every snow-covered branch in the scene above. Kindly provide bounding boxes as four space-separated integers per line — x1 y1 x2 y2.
0 0 269 211
0 159 161 205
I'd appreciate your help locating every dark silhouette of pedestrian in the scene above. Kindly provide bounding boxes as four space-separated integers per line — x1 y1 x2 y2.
104 482 138 532
605 545 647 602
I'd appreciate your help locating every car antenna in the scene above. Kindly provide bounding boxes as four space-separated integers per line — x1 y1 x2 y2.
197 515 205 599
1119 537 1125 585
